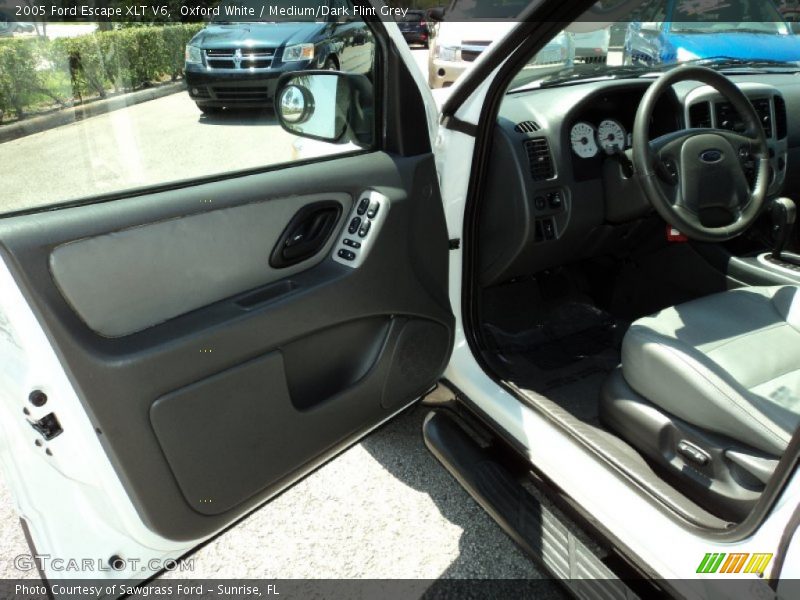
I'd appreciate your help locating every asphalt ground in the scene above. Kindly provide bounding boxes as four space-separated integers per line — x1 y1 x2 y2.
0 50 431 215
1 405 563 591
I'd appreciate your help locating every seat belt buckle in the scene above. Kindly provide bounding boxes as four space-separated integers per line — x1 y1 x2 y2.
666 225 688 242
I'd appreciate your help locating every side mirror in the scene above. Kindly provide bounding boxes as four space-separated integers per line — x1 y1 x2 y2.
427 8 445 22
275 71 373 146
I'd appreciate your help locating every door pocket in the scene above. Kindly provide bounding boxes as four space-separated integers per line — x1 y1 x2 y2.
151 351 298 516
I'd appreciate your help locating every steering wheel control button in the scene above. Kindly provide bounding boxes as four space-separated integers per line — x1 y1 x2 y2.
366 202 380 219
661 158 679 183
358 220 372 238
348 217 361 234
342 238 361 249
356 197 370 216
337 249 356 261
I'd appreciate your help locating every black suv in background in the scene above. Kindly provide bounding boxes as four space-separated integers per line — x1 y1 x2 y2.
185 0 374 114
397 10 431 48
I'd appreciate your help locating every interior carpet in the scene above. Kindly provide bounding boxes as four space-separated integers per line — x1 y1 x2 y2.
484 302 628 422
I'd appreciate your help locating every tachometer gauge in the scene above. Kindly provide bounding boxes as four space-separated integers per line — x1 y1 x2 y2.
570 122 598 159
597 119 626 154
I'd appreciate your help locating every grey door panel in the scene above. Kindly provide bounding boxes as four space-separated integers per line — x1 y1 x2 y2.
0 152 453 541
50 193 350 337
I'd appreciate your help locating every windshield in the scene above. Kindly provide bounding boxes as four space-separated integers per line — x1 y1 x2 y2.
508 0 800 92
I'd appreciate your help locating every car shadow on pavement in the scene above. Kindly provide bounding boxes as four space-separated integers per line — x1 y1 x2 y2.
359 405 566 597
197 110 278 126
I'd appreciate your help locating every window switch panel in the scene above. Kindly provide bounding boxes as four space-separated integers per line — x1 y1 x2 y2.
333 191 389 269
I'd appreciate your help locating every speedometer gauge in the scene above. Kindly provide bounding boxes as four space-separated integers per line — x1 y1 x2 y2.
597 119 626 154
570 122 598 159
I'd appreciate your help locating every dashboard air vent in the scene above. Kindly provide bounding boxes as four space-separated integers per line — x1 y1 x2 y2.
716 100 772 138
515 120 541 133
775 95 787 140
689 102 712 129
524 138 555 181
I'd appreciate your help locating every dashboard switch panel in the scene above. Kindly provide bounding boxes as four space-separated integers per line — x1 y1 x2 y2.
333 190 389 269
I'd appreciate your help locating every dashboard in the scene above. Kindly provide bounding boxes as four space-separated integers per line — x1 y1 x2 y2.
478 75 800 287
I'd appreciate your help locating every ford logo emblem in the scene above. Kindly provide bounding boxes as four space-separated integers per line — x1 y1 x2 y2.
700 149 723 163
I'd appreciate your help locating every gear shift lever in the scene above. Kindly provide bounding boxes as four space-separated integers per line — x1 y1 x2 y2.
771 198 797 261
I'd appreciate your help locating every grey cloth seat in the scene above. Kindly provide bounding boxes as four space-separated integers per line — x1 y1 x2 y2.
621 285 800 456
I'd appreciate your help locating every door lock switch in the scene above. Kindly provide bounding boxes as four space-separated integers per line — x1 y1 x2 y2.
342 238 361 249
337 249 356 261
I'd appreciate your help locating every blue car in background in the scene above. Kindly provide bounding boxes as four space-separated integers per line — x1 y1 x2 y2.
624 0 800 65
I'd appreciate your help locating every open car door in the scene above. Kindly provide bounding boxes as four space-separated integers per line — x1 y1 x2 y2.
0 5 452 584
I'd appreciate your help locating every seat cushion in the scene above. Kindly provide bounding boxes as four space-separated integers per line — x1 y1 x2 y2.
622 285 800 455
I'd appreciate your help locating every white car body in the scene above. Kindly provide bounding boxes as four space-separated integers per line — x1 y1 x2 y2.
0 2 798 595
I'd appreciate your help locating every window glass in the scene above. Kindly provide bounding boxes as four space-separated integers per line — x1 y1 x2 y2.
508 0 800 93
0 3 375 214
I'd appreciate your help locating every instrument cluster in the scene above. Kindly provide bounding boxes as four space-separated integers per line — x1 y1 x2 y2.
570 119 632 158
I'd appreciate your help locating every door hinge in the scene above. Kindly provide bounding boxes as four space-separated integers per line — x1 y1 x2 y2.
28 413 63 441
449 239 461 250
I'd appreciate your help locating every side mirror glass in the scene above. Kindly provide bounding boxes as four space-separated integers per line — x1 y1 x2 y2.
275 71 373 146
278 85 315 125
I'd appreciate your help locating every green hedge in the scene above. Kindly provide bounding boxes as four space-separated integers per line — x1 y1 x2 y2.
0 24 203 121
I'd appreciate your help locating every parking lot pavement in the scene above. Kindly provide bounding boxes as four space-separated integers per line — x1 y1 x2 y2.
0 92 300 214
0 49 432 216
1 405 561 590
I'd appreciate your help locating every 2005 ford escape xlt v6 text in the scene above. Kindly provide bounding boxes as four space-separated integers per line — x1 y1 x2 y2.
2 1 800 598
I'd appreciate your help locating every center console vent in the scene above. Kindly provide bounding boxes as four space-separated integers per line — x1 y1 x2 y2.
524 137 555 181
689 102 712 129
775 95 787 140
716 99 772 138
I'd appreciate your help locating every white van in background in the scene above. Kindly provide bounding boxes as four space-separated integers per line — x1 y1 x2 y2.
426 0 614 88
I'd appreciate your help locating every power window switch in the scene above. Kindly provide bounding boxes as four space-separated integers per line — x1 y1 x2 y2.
347 217 361 235
356 197 370 216
366 202 380 219
358 220 372 238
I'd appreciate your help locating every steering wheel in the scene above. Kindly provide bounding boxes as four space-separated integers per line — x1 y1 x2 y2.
633 66 770 242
